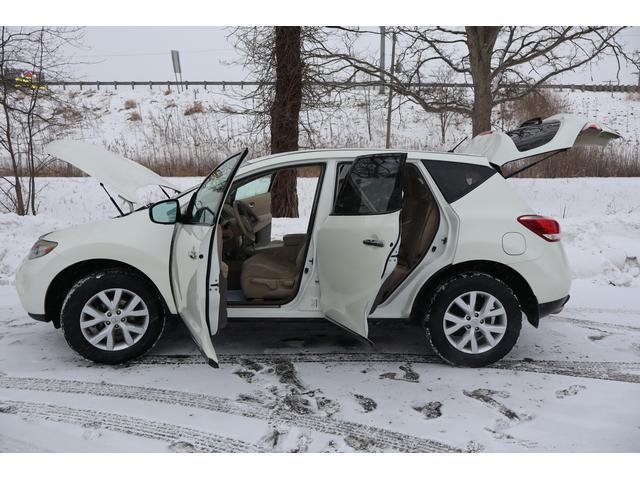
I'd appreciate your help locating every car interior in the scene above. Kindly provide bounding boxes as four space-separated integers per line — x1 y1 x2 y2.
376 163 441 301
217 161 440 306
218 165 323 304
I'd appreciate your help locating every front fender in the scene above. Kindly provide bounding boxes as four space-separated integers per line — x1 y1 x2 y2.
46 212 177 314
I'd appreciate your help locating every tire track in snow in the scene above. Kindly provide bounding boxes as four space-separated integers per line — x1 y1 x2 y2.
135 354 640 383
0 399 263 453
490 359 640 384
0 376 457 453
550 315 640 332
563 306 640 316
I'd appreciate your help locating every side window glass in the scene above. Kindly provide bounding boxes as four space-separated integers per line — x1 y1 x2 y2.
334 162 351 200
235 175 272 200
333 154 405 215
189 151 245 225
422 160 495 203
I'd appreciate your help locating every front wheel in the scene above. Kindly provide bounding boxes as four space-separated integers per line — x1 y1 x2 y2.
60 269 165 364
424 273 522 367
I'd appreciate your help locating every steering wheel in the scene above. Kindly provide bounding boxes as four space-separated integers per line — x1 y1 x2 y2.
220 204 235 227
232 200 257 244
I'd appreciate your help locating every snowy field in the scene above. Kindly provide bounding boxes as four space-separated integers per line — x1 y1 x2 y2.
1 176 640 452
24 86 640 168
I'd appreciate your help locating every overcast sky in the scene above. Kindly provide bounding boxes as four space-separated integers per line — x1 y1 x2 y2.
65 26 640 84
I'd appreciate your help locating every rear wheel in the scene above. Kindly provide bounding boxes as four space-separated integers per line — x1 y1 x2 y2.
60 269 165 364
424 273 522 367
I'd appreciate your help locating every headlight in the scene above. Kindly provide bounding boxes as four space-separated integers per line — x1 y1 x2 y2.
27 239 58 259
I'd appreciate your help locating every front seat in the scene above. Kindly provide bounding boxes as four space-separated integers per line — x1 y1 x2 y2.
240 245 306 300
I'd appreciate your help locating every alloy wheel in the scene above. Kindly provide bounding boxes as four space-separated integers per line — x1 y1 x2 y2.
442 290 507 354
79 288 150 351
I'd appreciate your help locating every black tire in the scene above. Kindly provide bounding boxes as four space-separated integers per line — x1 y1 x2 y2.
424 272 522 367
60 268 165 364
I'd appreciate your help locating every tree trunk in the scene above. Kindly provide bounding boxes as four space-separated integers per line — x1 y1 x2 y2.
466 27 501 136
269 26 302 218
2 103 25 215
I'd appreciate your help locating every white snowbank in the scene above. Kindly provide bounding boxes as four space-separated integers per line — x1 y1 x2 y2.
510 178 640 287
1 177 639 289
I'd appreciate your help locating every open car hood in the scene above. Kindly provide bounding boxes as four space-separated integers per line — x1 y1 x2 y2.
45 140 180 204
461 114 621 171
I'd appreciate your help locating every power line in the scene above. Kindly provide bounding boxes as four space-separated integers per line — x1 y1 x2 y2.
71 48 234 58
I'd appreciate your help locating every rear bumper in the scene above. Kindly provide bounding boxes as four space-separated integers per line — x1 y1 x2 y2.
538 295 570 319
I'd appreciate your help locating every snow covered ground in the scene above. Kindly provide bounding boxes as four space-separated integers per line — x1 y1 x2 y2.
0 176 639 452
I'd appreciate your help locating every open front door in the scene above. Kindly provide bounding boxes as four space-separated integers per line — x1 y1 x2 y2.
170 150 247 367
316 153 406 338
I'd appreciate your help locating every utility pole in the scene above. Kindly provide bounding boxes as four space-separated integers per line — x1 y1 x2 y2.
379 26 386 94
385 31 396 149
170 50 183 92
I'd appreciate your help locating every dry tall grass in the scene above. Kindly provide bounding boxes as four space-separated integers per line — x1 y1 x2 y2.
503 146 640 178
1 88 637 179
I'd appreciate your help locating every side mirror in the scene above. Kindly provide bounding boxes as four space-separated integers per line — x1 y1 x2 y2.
149 199 179 224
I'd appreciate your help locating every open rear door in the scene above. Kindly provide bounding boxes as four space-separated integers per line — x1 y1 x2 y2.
170 150 247 367
316 153 406 338
462 114 621 174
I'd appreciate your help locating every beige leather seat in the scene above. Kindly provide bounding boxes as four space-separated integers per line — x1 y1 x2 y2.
240 245 306 300
378 166 440 299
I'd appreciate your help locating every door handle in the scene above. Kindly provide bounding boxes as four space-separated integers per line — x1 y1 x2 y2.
363 239 385 247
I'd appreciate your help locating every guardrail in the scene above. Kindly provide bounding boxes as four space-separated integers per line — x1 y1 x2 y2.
31 80 640 93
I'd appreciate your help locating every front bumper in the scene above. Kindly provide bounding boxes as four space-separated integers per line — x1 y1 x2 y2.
15 250 63 319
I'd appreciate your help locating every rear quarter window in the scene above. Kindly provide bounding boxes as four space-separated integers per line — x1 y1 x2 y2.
506 120 561 152
422 160 495 203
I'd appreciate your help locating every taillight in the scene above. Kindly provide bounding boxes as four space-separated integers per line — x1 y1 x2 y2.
517 215 561 242
582 122 602 132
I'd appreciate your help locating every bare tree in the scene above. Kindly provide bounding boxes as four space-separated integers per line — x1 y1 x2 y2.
0 26 85 215
312 26 629 135
631 50 640 87
228 26 346 217
269 26 302 218
428 66 466 144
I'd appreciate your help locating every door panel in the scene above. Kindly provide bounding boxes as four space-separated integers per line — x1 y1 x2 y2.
172 225 219 366
317 212 400 337
316 152 406 338
170 149 247 367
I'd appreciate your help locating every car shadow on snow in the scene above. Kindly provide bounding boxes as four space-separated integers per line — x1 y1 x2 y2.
152 317 435 358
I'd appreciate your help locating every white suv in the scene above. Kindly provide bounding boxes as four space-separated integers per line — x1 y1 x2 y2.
15 114 619 367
